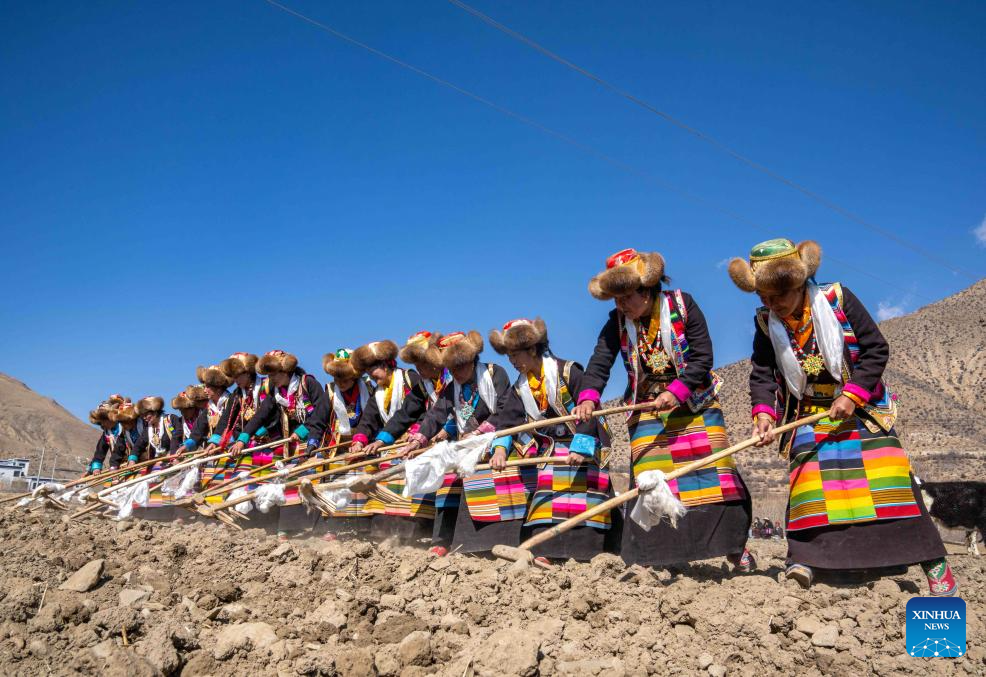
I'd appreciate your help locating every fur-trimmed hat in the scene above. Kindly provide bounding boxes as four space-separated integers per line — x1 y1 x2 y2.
489 318 548 355
399 331 443 370
110 401 139 424
323 348 358 381
588 249 666 300
219 352 258 379
136 396 165 416
172 385 208 410
257 350 299 375
197 364 233 389
351 341 399 375
88 403 114 425
438 331 484 369
727 239 822 294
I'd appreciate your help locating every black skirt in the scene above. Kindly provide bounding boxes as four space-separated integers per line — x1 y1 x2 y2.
432 505 459 547
522 523 608 561
786 476 946 570
450 503 523 554
369 514 433 543
313 515 373 539
277 504 319 534
620 494 752 567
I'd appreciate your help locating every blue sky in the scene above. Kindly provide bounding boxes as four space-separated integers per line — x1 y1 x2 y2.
1 0 983 423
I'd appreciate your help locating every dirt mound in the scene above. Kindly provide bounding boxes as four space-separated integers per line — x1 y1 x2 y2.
0 511 983 676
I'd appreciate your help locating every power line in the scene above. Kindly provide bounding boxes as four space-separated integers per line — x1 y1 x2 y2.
445 0 979 282
262 0 934 301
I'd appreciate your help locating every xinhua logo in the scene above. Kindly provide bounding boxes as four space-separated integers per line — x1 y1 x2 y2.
906 597 966 658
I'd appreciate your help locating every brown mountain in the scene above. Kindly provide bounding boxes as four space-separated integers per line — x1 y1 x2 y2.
717 279 986 509
0 373 93 477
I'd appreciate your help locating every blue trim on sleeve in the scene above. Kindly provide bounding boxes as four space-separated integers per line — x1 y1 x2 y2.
569 433 597 458
443 419 458 436
492 435 512 451
375 430 395 445
183 439 196 450
294 424 309 441
89 461 102 471
208 433 221 445
237 433 250 444
127 455 139 463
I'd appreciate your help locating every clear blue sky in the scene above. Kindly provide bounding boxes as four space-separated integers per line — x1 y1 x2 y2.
1 0 984 423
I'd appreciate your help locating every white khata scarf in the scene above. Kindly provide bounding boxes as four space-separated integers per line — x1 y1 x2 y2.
332 379 370 435
374 369 406 424
209 392 230 418
274 373 302 409
452 362 498 432
149 416 168 456
766 282 845 400
516 355 564 420
623 296 676 407
181 416 194 440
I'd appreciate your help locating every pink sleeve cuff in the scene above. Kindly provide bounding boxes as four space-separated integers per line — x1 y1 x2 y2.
752 404 777 421
352 433 369 445
409 431 428 446
665 379 691 404
577 389 601 405
842 383 872 403
476 421 496 435
408 423 421 436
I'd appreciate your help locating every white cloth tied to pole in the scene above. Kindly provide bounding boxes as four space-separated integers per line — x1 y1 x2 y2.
310 474 365 513
17 482 69 508
630 470 687 531
402 433 496 498
254 484 286 513
161 463 203 499
110 480 151 520
228 472 254 515
767 282 845 400
75 488 91 505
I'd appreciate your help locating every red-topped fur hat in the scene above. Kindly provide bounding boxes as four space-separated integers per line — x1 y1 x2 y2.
351 341 399 375
172 386 208 410
219 352 259 379
256 350 299 375
399 331 443 370
109 400 139 424
438 331 484 369
588 248 666 301
488 318 548 355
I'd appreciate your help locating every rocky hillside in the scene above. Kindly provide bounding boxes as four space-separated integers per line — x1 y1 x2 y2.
0 374 92 476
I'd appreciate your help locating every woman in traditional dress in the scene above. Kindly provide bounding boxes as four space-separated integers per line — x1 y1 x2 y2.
110 400 144 468
130 395 182 518
403 331 512 553
573 248 755 572
728 238 956 594
348 340 435 542
86 395 125 475
227 350 327 539
308 348 375 540
486 318 616 562
210 352 270 452
173 386 209 451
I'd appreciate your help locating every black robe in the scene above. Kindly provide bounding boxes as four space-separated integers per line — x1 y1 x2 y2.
352 369 430 444
130 413 182 462
239 371 326 443
415 363 511 440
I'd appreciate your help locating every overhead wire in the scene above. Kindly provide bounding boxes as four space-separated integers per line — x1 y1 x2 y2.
445 0 979 282
262 0 935 302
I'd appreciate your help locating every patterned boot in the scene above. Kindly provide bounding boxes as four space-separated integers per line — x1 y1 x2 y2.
922 558 958 597
727 549 757 573
785 563 813 589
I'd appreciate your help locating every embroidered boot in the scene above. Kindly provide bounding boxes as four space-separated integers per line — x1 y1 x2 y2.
727 549 757 573
785 563 813 589
428 545 448 557
922 558 958 597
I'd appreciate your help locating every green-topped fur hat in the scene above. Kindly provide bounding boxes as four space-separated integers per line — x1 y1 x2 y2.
727 238 821 294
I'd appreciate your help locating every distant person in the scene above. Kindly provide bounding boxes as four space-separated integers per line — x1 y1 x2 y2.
574 249 755 573
85 394 126 475
730 238 956 596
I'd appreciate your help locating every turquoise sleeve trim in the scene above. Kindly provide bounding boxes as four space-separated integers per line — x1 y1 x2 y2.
569 433 596 458
294 424 309 441
492 435 512 451
90 461 102 471
127 455 139 463
375 430 395 445
256 426 268 437
443 419 458 436
237 433 250 444
183 439 196 450
208 433 221 445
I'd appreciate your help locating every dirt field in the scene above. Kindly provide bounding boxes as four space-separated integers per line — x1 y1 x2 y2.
0 508 983 676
